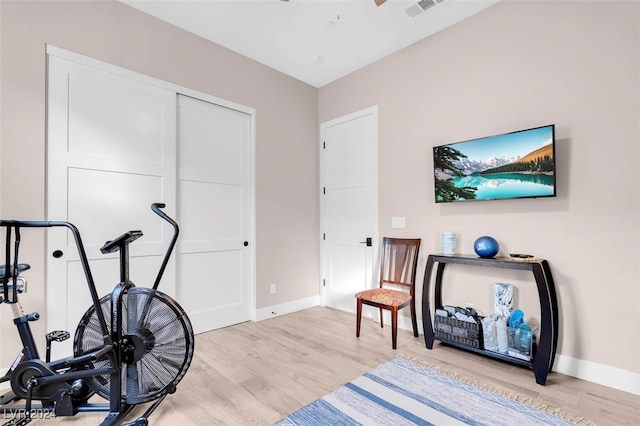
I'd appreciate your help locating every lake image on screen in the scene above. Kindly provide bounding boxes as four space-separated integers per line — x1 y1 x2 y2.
433 126 555 203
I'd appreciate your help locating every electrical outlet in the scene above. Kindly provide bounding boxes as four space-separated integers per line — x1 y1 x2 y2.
270 283 277 294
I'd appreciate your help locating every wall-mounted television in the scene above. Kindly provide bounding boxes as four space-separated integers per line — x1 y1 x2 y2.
433 124 556 203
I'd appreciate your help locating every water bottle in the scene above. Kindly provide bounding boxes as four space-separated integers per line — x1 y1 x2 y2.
442 232 456 255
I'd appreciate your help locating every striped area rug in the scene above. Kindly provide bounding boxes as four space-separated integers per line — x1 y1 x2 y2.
275 356 577 426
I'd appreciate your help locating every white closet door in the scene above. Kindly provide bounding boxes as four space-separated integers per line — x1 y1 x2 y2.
46 55 177 358
47 49 254 356
176 95 252 333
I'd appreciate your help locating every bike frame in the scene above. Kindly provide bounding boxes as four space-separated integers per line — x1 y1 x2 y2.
0 203 181 426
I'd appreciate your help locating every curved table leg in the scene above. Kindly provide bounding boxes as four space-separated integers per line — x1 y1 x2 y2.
422 256 435 349
532 262 555 385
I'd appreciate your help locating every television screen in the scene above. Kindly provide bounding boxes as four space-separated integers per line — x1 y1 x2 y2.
433 124 556 203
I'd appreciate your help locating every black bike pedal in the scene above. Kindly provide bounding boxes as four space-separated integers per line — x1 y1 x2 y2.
45 330 70 342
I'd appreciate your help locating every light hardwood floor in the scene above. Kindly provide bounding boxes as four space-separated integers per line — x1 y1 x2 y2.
13 307 640 425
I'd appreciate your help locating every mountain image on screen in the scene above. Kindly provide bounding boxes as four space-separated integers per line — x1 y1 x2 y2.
433 125 556 203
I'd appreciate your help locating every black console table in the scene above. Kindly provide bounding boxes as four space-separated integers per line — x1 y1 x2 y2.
422 254 558 385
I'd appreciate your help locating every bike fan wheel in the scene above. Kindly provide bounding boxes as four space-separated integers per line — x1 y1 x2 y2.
73 287 194 405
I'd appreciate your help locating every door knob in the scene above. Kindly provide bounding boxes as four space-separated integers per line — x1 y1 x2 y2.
52 250 64 258
359 237 373 247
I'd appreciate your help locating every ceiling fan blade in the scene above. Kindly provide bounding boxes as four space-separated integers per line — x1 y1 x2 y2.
374 0 387 6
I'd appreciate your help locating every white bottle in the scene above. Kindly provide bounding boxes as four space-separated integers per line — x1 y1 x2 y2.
442 232 456 255
496 317 509 354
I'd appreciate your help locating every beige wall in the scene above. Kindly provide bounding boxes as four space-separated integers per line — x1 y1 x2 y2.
319 0 639 379
0 1 319 364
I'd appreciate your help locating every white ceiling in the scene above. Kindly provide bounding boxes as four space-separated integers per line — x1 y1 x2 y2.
120 0 499 88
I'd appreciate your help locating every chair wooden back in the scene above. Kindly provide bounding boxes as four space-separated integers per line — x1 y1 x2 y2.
378 237 421 296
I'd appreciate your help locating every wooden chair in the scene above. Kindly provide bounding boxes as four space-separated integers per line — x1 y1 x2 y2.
355 237 421 349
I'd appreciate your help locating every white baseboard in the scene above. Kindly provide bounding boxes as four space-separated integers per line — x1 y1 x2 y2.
553 354 640 396
255 296 320 322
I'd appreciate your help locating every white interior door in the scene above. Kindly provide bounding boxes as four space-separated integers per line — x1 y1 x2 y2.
320 106 379 313
46 55 177 358
176 95 253 333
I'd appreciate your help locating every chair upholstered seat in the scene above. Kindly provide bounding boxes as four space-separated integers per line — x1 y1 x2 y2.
355 288 411 307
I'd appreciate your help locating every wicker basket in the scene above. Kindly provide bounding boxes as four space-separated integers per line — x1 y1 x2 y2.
434 315 482 349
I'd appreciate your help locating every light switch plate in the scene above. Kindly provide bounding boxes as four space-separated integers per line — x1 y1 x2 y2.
391 217 406 228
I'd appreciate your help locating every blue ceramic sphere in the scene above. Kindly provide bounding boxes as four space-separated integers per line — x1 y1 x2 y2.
474 236 499 258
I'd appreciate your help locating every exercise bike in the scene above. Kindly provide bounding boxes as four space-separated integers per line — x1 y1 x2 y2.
0 203 194 425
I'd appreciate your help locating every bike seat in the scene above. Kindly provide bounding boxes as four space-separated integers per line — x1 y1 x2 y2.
0 263 30 280
100 230 143 254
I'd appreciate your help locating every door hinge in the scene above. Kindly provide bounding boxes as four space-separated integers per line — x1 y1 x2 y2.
323 233 326 241
323 141 326 149
323 278 326 286
323 187 325 195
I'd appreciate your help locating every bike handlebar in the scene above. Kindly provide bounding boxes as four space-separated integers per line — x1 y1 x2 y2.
150 203 180 290
1 203 179 329
0 220 106 334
